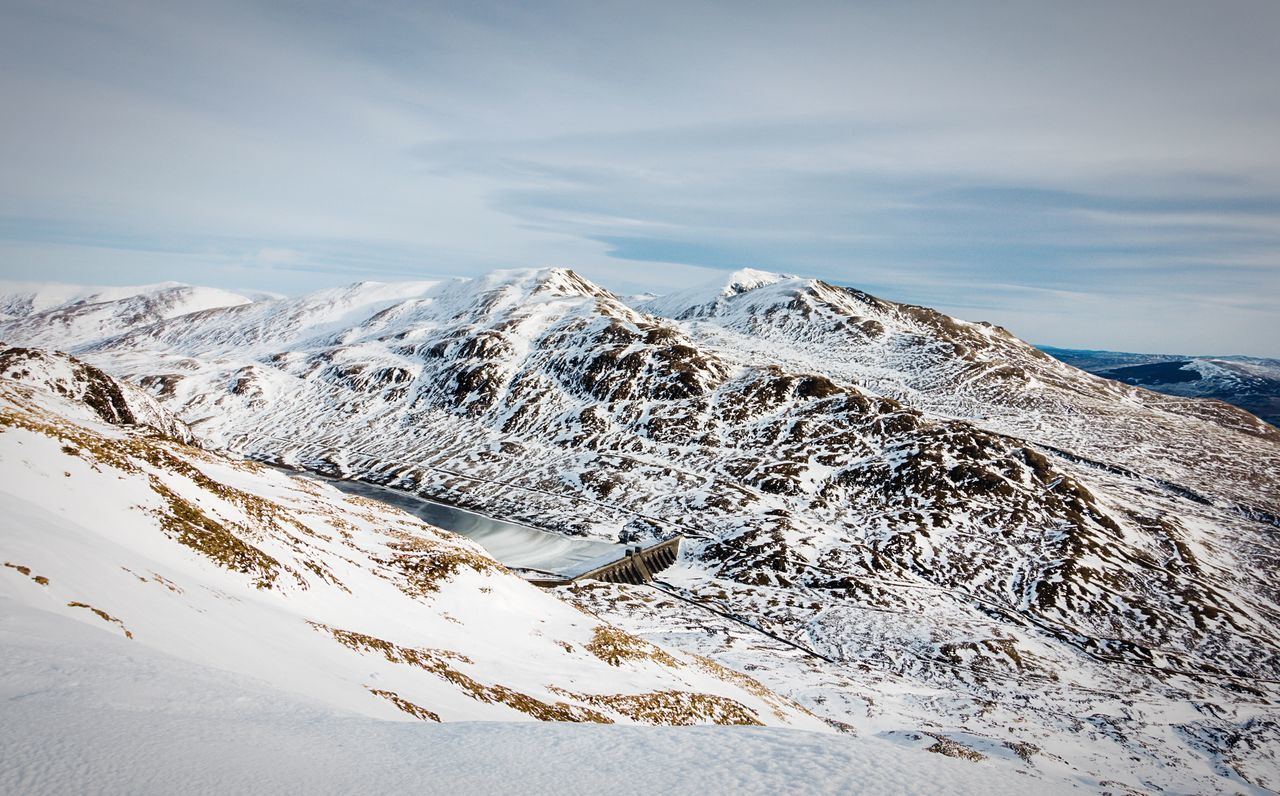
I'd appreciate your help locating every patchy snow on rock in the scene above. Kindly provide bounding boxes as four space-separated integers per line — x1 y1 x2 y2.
3 268 1280 793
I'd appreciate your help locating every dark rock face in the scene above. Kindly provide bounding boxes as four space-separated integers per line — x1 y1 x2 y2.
0 346 137 426
0 347 196 445
77 364 138 426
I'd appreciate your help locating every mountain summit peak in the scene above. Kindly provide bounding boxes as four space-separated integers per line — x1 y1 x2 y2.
717 268 793 296
632 267 800 319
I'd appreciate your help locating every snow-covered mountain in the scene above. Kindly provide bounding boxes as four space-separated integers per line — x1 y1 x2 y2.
634 270 1279 508
3 268 1279 791
0 280 258 350
1042 345 1280 427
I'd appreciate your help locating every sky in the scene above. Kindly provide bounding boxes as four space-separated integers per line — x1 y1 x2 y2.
1 0 1278 356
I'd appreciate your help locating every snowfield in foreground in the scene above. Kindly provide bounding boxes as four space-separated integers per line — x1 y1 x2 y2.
0 601 1058 796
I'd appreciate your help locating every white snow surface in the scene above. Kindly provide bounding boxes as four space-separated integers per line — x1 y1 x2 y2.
0 600 1052 796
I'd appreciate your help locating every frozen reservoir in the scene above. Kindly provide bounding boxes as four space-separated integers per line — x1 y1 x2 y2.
308 475 624 578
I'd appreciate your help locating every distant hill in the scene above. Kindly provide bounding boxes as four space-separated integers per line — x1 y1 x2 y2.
1040 346 1280 427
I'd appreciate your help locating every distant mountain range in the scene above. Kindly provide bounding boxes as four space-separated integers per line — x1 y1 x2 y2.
1041 346 1280 426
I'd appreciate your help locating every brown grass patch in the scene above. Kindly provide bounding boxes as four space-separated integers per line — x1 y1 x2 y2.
550 687 763 726
4 561 49 587
585 625 681 669
366 687 441 721
66 601 133 639
313 623 611 723
0 400 315 592
923 732 986 761
149 479 282 589
374 530 498 597
691 654 811 721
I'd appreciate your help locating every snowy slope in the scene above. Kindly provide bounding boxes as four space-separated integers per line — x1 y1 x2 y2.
3 268 1279 791
0 347 823 729
1 601 1058 796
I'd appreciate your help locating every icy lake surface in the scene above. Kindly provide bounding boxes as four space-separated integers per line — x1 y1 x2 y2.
311 475 623 577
